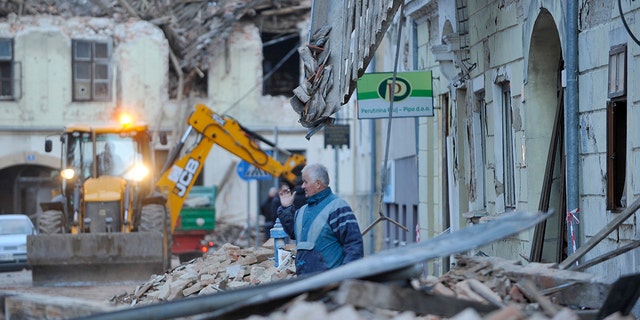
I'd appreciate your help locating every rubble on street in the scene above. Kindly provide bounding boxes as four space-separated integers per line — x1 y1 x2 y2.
96 212 632 320
5 213 637 320
108 247 623 320
112 241 297 306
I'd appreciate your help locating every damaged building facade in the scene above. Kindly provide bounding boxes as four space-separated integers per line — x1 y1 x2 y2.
360 0 640 287
0 2 335 235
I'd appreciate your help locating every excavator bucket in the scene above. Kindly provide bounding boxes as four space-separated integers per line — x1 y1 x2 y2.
27 232 167 286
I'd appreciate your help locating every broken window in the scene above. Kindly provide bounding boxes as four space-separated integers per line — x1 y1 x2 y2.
261 33 300 96
475 91 487 210
72 40 111 101
606 44 627 211
170 67 208 99
501 83 516 209
607 99 627 210
0 38 14 100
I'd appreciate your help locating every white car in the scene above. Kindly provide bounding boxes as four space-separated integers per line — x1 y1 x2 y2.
0 214 37 272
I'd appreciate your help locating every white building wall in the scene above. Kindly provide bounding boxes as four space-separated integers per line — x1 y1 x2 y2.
0 16 168 169
576 11 640 279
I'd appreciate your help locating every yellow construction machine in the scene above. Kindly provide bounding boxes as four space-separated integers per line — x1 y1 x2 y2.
28 103 305 286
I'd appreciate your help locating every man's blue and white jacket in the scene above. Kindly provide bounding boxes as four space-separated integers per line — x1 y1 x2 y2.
277 187 364 275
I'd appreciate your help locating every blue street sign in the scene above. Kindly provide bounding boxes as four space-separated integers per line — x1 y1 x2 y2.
237 160 272 181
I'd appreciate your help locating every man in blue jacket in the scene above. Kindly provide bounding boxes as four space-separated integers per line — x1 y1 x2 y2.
277 163 364 275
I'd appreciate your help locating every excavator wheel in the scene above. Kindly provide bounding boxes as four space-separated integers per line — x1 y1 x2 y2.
140 204 166 231
37 210 65 234
140 204 173 270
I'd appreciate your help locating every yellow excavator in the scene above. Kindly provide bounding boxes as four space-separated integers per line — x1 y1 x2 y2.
28 103 305 286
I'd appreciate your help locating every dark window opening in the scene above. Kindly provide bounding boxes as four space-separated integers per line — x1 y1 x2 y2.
607 99 627 211
169 67 208 99
261 32 299 96
606 44 627 211
0 38 14 100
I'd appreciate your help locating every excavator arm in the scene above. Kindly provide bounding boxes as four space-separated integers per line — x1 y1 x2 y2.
155 103 306 231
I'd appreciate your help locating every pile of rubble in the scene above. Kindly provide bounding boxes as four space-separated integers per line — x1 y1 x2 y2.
112 240 296 306
219 255 620 320
109 246 630 320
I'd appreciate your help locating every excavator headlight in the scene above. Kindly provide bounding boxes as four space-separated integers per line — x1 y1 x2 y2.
119 113 133 127
60 168 75 180
129 164 150 181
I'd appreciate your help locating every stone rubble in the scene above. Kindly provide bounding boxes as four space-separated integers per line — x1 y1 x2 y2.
112 240 296 306
110 249 631 320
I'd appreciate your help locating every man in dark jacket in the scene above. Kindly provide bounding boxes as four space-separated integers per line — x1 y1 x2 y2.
260 187 278 240
277 163 364 275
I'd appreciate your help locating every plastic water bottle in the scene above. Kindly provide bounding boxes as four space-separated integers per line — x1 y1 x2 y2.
270 218 287 267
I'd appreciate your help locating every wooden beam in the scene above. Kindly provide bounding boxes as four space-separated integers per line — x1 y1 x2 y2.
559 196 640 269
570 240 640 272
261 5 311 16
333 280 497 317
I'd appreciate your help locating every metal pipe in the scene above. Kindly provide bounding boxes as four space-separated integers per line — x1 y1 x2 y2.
369 119 377 255
565 0 580 256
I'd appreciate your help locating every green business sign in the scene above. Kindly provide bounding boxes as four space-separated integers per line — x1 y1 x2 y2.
356 71 434 119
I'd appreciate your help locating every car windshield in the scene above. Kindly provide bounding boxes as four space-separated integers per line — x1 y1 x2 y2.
0 219 32 235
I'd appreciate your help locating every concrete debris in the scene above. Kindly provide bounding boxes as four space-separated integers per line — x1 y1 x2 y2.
112 241 297 306
105 251 622 320
226 255 615 320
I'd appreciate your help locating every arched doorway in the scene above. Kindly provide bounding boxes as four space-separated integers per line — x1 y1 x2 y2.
526 9 565 263
0 165 58 221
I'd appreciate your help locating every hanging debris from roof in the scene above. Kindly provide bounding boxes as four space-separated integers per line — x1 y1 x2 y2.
291 0 404 138
290 25 335 138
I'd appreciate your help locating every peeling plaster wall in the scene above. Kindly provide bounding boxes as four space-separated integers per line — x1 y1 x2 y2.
0 15 169 216
113 21 169 121
0 15 168 168
0 16 168 127
576 3 640 279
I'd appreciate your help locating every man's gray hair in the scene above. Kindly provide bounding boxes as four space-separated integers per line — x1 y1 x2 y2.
302 163 330 186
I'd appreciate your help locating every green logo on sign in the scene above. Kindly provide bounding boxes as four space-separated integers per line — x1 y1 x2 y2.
377 77 411 102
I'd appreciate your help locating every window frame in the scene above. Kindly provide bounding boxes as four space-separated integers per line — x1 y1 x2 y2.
0 38 15 101
501 83 516 209
608 44 626 99
72 40 112 102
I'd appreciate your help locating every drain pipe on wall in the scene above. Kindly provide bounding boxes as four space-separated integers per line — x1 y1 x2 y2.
369 118 377 255
565 0 580 257
368 56 378 255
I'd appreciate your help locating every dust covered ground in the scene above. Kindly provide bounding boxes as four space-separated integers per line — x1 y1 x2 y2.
0 221 253 305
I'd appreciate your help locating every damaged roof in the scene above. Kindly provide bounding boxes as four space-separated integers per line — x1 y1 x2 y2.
0 0 311 97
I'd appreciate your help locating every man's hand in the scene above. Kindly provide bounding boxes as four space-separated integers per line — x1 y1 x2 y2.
279 187 295 208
